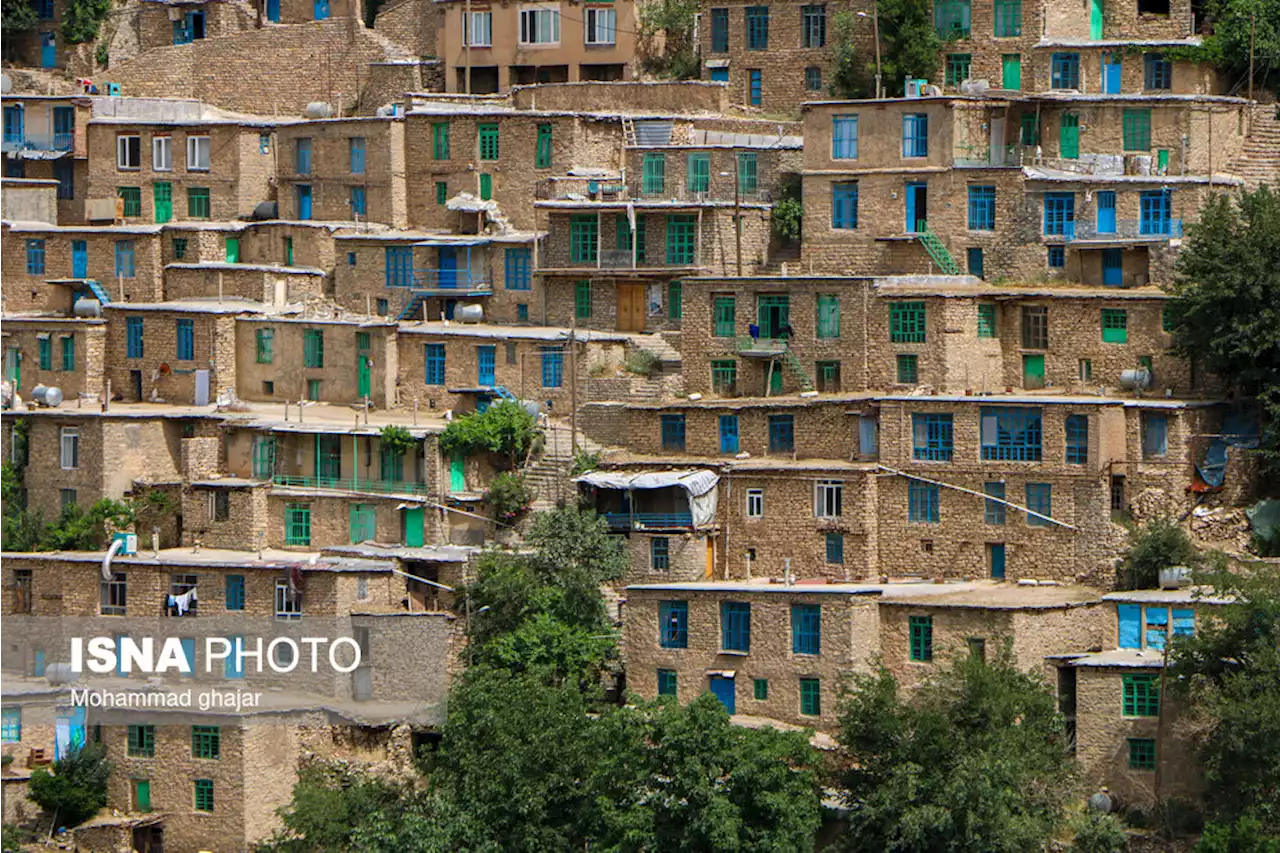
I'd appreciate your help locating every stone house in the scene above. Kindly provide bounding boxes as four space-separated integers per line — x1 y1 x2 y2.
0 315 107 402
274 117 408 228
0 222 165 312
234 316 399 407
2 95 92 223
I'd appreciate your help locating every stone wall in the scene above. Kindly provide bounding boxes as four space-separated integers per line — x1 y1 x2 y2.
234 317 398 407
511 82 730 114
275 118 406 227
372 0 442 59
0 318 106 401
1 226 165 312
103 308 241 403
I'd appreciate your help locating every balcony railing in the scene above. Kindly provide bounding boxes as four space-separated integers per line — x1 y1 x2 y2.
397 268 490 289
736 335 787 356
1 131 74 154
630 186 773 204
603 511 694 530
1070 218 1183 241
272 474 429 495
953 144 1029 168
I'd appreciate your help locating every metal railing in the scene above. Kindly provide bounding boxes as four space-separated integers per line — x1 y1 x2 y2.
1070 218 1183 241
410 268 490 289
603 511 694 530
953 144 1028 168
630 185 773 204
736 335 788 355
1 131 74 154
272 474 429 495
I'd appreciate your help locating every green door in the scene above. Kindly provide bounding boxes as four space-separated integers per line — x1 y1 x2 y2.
403 507 425 547
769 364 783 395
1090 0 1104 39
449 454 466 492
135 779 151 812
153 182 172 224
358 356 371 398
284 237 294 266
1023 354 1046 389
1002 54 1021 90
5 346 20 391
252 436 275 479
756 295 790 339
226 238 240 263
315 435 342 484
1060 114 1080 159
1157 149 1169 173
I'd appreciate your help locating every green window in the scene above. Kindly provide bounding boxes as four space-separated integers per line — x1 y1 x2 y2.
303 329 324 367
1019 113 1039 145
1122 674 1160 717
252 436 275 479
687 153 710 193
127 724 155 757
1101 308 1128 343
816 294 840 339
713 296 736 337
379 445 403 482
307 379 321 401
118 186 142 217
256 328 274 364
191 725 220 759
1123 109 1152 151
1162 306 1174 332
890 301 927 342
349 503 376 544
753 678 768 700
194 779 214 812
1128 738 1156 770
575 280 592 319
60 336 74 371
479 173 492 200
977 303 997 337
737 153 758 193
666 215 696 265
909 615 933 661
570 215 597 263
285 503 311 546
187 187 211 218
993 0 1021 36
711 359 737 394
478 123 499 160
799 677 821 716
39 337 51 370
435 181 448 204
668 281 682 320
616 214 633 251
657 669 677 696
535 123 552 168
432 122 450 159
173 237 188 259
945 54 972 86
642 153 665 194
897 354 918 383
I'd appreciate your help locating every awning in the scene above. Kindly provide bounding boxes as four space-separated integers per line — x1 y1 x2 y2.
575 469 719 527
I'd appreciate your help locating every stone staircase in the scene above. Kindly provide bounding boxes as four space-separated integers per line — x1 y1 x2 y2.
759 243 801 275
525 421 604 512
629 333 682 369
1229 104 1280 189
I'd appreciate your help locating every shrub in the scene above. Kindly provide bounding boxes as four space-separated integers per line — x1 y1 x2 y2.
1070 811 1130 853
625 349 660 378
1118 517 1201 590
28 743 111 827
485 473 534 524
94 42 107 67
570 450 600 477
440 402 539 469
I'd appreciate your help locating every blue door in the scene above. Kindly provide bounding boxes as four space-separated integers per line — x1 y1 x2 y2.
72 240 87 278
989 543 1006 579
711 68 729 82
225 636 244 678
313 0 329 19
1096 190 1116 233
297 185 312 219
54 707 85 760
719 415 739 454
477 345 496 386
1102 53 1122 94
905 182 927 232
709 675 736 713
41 32 56 68
1118 604 1142 648
1102 248 1123 286
438 246 457 289
267 0 280 19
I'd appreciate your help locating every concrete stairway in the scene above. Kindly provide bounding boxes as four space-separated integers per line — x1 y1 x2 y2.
525 421 604 512
1229 105 1280 189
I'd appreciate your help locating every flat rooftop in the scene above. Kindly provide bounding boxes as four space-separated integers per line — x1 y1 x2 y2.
627 579 1102 609
1 546 395 572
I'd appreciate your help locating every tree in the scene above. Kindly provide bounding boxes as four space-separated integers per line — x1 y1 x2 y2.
1070 811 1130 853
27 743 111 827
835 648 1075 852
828 12 872 99
1197 815 1280 853
1168 187 1280 471
2 0 38 53
60 0 111 43
637 0 700 80
1118 517 1206 590
876 0 942 96
439 401 538 470
1192 0 1280 95
483 471 532 524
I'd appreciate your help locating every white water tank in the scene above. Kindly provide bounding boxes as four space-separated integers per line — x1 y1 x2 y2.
31 384 63 407
304 102 333 119
45 663 79 685
455 304 484 323
74 298 103 317
1119 368 1152 391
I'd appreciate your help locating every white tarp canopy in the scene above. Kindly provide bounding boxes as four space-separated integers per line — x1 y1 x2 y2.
574 469 720 527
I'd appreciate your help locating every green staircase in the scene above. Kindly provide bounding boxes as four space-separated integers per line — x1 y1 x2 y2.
915 222 960 274
782 349 814 392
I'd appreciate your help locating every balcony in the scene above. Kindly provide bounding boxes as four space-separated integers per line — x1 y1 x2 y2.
603 511 694 531
953 144 1030 168
631 186 774 204
2 131 74 155
272 475 429 495
403 268 490 290
736 335 787 357
1070 219 1183 242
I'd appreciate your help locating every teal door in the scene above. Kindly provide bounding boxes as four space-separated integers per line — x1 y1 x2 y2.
225 636 244 678
41 32 56 68
1001 54 1021 90
315 435 342 483
267 0 280 20
297 185 313 219
438 246 457 289
358 356 371 398
403 507 425 547
477 345 496 385
1023 354 1046 389
1102 248 1123 286
989 543 1006 579
72 240 88 278
905 182 927 232
709 675 736 713
450 454 466 492
1090 0 1104 39
313 0 329 19
1060 114 1080 159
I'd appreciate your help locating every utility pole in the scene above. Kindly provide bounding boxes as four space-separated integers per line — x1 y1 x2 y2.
1248 13 1256 106
873 0 882 99
463 0 472 95
734 159 743 276
569 321 578 456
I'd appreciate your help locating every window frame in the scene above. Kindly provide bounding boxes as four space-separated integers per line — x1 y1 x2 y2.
186 135 211 172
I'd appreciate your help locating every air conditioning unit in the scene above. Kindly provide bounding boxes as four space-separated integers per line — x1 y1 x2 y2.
904 78 929 98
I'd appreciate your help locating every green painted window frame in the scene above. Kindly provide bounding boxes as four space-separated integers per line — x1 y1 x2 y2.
666 215 696 265
432 122 450 159
799 677 821 716
478 123 499 160
977 303 997 337
118 186 142 217
435 181 448 204
256 328 274 364
687 153 710 193
657 668 677 696
575 280 592 319
1123 109 1152 151
993 0 1021 35
896 353 919 383
303 329 324 367
753 678 768 700
570 214 598 263
60 335 74 371
909 615 933 661
713 295 736 337
127 724 155 757
535 123 552 168
642 153 665 194
1101 308 1128 343
711 359 737 394
890 301 927 342
816 294 841 339
191 725 220 759
668 281 682 319
38 337 51 370
194 779 214 812
737 152 758 193
1128 738 1156 770
187 187 211 218
285 503 312 546
945 53 972 86
349 503 376 544
1122 674 1160 717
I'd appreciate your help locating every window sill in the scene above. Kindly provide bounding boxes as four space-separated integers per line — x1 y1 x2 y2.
717 649 749 657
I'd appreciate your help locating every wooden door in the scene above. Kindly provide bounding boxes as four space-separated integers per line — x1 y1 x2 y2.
616 284 645 332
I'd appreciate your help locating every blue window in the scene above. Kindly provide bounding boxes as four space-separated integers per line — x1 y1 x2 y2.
908 481 940 523
1142 413 1168 458
34 0 53 17
825 532 844 565
424 344 446 385
912 413 954 461
1 707 19 743
968 185 995 230
721 601 751 652
832 182 858 229
1065 414 1088 464
385 246 413 287
477 345 495 385
1048 245 1066 267
25 239 45 275
505 248 531 290
175 319 194 361
1118 603 1142 648
348 252 357 266
349 137 366 173
984 481 1006 524
1051 52 1080 89
1026 483 1052 526
517 304 529 321
1173 609 1194 638
661 413 686 452
1145 606 1169 650
1044 192 1076 236
115 240 136 278
748 69 763 106
719 415 739 454
1144 54 1172 90
126 317 144 358
805 66 822 90
350 186 366 216
832 115 858 159
540 347 563 388
295 138 312 175
1139 190 1173 235
660 600 688 647
710 7 728 52
651 537 670 570
658 669 678 695
792 604 821 654
968 247 985 279
903 114 928 158
768 414 794 453
745 6 769 49
225 575 245 611
981 407 1042 461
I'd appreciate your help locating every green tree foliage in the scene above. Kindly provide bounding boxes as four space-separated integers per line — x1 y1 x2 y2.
439 401 538 469
378 424 416 455
1168 187 1280 471
876 0 941 95
484 471 533 524
3 495 135 553
2 0 37 41
525 504 628 583
835 648 1074 852
61 0 111 43
637 0 700 79
27 743 111 827
1070 811 1130 853
1118 517 1204 589
1197 815 1280 853
772 197 804 243
828 11 872 98
1169 566 1280 839
1192 0 1280 95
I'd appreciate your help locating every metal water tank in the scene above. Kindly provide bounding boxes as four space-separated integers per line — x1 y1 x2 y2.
74 297 103 318
304 102 333 119
31 384 63 408
1119 368 1152 391
45 663 79 685
455 304 484 323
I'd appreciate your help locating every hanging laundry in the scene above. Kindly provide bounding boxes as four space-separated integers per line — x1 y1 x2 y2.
169 587 198 616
